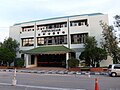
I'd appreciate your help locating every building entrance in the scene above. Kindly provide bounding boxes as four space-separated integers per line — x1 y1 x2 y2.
37 54 66 67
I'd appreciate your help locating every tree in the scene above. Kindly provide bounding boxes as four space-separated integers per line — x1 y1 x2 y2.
79 36 107 67
79 50 90 66
93 47 107 67
1 37 19 52
14 58 24 67
0 42 2 46
84 36 97 49
100 21 120 64
0 37 19 66
0 47 16 66
114 15 120 29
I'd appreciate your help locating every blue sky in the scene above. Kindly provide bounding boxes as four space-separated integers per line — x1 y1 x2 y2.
0 0 120 42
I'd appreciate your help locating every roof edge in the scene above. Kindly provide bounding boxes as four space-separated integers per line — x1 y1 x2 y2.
14 13 103 26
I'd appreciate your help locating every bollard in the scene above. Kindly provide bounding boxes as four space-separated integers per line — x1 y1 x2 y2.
86 72 90 78
12 68 17 86
88 73 90 78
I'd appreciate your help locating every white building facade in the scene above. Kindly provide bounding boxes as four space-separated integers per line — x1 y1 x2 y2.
9 13 112 68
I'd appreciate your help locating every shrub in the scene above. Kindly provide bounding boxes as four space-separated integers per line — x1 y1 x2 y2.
68 58 79 68
14 58 24 67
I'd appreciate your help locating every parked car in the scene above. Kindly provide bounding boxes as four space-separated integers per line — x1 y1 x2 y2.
108 64 120 77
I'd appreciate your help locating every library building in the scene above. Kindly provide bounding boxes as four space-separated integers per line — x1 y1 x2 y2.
9 13 112 68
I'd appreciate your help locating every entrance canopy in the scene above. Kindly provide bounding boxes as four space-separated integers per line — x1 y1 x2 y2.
24 45 74 54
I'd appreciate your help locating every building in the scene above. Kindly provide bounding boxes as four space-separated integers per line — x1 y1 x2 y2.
9 13 112 68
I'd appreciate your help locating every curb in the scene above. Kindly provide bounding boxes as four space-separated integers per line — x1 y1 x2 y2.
0 69 108 75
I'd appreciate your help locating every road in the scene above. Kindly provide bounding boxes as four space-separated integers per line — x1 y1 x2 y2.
0 72 120 90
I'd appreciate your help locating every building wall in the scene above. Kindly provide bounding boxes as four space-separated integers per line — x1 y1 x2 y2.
9 13 112 67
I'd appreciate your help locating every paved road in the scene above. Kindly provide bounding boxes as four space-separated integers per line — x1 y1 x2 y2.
0 72 120 90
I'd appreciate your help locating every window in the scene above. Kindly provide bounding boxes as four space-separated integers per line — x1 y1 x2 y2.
114 65 120 69
64 24 67 27
48 37 52 45
62 31 65 34
71 33 88 44
37 22 67 30
22 26 34 32
108 65 112 69
22 38 34 46
70 19 88 27
37 27 39 30
37 35 67 46
37 38 44 46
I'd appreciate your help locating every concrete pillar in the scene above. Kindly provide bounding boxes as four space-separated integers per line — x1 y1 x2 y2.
35 55 37 67
67 18 70 48
25 54 29 68
66 53 69 68
34 22 37 48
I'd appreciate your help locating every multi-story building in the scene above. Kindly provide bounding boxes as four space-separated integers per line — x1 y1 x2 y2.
9 13 112 68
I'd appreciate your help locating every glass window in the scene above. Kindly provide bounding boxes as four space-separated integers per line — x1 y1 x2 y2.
114 65 120 69
71 33 88 44
108 65 112 69
37 35 67 46
22 38 34 46
70 19 88 27
37 38 44 46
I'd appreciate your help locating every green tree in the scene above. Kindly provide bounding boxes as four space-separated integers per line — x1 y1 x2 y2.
2 37 19 52
0 37 19 66
0 42 2 46
79 50 90 66
93 47 107 67
79 36 107 67
84 36 97 49
100 21 120 64
0 47 16 66
82 36 97 67
14 58 24 67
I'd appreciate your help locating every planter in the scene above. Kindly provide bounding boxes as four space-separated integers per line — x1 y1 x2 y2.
68 67 81 71
0 66 8 69
90 68 103 72
81 68 90 71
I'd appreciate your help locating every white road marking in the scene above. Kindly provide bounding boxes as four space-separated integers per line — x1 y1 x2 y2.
0 83 85 90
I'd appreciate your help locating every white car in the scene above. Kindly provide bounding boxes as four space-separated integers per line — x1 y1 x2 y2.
108 64 120 77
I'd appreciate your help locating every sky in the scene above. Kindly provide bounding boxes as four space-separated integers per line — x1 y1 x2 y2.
0 0 120 42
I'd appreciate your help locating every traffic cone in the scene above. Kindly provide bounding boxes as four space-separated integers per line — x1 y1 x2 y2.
95 78 99 90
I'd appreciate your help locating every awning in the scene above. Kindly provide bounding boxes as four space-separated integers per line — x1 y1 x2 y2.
24 45 75 54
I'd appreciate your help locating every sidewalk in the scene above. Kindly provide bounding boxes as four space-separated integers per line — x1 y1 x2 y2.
23 67 67 71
